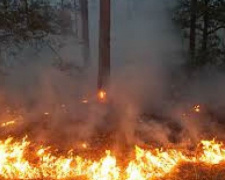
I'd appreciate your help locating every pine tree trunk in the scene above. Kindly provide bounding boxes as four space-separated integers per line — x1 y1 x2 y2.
73 0 79 37
61 0 64 9
202 0 209 52
3 0 7 10
24 0 28 13
190 0 197 59
24 0 29 26
0 47 3 87
98 0 111 90
80 0 90 69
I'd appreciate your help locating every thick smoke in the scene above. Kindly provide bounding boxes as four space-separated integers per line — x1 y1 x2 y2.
0 0 225 150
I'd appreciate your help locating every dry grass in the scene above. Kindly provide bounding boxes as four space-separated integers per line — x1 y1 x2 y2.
163 162 225 180
1 164 225 180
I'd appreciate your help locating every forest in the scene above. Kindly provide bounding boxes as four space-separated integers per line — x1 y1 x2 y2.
0 1 225 180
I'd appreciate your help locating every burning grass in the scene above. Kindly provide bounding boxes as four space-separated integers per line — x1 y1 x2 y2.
0 135 225 180
0 102 224 180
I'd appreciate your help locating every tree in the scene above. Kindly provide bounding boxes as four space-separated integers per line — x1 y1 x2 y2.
174 0 225 67
190 0 197 59
80 0 90 69
98 0 111 90
0 0 64 71
202 0 209 52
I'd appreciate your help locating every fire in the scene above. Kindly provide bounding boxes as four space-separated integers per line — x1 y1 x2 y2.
1 120 16 127
44 112 50 116
97 89 107 103
81 143 88 149
0 136 224 179
82 99 89 104
198 139 225 164
125 146 187 180
88 151 120 180
193 104 201 113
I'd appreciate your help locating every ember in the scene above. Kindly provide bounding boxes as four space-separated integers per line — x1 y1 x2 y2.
1 120 16 127
97 90 107 103
193 105 201 113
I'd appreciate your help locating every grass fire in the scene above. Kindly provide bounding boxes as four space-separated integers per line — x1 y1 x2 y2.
0 135 225 180
0 0 225 180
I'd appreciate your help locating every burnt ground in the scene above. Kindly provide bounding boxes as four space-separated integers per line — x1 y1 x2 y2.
1 100 225 151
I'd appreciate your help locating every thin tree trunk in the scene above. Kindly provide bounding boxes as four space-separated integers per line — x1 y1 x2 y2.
0 47 3 86
61 0 64 9
3 0 8 10
24 0 29 26
24 0 28 13
80 0 90 69
3 0 8 24
202 0 209 52
98 0 111 90
189 0 197 59
73 0 79 37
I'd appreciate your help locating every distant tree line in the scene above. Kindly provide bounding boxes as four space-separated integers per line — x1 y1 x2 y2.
0 0 60 44
174 0 225 68
0 0 89 75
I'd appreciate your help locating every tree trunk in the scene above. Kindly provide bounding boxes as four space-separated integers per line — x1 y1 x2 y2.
0 47 3 87
202 0 209 52
24 0 28 13
73 0 79 37
80 0 90 69
3 0 8 10
98 0 110 90
61 0 64 9
189 0 197 59
24 0 29 26
20 0 28 13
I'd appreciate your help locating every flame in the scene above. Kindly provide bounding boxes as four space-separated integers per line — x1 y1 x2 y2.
44 112 50 116
198 139 225 164
82 99 89 104
125 146 188 180
97 90 107 103
0 137 224 179
1 120 16 127
88 151 120 180
81 143 88 149
193 105 201 113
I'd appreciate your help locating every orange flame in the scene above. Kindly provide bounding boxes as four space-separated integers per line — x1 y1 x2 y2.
81 143 88 149
198 139 225 164
1 120 16 127
97 90 107 103
0 137 224 179
82 99 89 104
193 105 201 113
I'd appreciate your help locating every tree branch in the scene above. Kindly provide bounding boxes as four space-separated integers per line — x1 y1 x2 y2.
208 25 225 35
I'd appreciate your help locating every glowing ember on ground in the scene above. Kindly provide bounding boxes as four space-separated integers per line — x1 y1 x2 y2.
44 112 50 116
97 90 107 103
1 120 16 127
193 105 201 113
82 99 89 104
81 143 88 149
0 137 224 179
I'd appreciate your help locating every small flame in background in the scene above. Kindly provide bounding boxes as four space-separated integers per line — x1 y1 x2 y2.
82 99 89 104
0 136 224 179
1 120 15 127
81 143 88 149
193 104 201 113
97 90 107 103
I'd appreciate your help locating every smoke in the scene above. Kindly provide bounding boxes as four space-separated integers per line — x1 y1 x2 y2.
0 0 225 151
